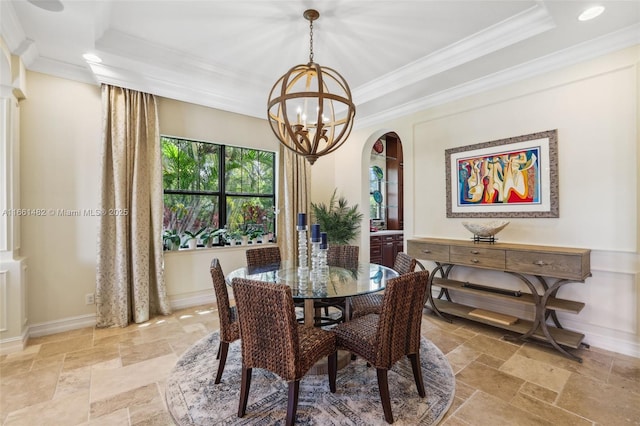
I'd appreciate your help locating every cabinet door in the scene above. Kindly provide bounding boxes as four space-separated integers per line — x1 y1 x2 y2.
394 234 404 254
382 239 395 268
370 236 383 264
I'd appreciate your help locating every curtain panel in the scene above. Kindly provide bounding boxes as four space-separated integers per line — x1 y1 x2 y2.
277 146 311 263
96 85 171 328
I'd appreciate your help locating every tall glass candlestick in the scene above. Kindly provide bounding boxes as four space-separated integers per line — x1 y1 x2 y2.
297 214 308 276
310 239 321 280
319 232 328 279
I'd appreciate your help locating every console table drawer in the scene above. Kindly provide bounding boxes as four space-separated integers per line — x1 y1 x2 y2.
407 241 449 262
450 246 505 269
506 251 588 280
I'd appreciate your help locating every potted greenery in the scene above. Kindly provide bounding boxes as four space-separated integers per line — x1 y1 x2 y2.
163 229 181 251
183 227 206 249
311 188 364 245
201 228 226 247
249 227 264 244
227 229 242 246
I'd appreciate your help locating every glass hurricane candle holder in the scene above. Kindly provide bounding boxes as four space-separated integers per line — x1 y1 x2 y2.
297 225 309 277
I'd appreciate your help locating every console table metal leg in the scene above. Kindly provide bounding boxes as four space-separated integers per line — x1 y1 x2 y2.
539 279 584 363
420 261 452 323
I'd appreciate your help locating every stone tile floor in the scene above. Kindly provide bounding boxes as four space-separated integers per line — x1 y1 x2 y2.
1 305 639 425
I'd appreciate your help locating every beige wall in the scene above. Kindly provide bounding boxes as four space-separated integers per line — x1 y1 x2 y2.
332 46 640 357
157 98 281 306
20 72 102 326
15 46 640 357
19 79 284 325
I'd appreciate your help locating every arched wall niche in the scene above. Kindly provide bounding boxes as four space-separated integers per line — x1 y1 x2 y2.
359 128 406 264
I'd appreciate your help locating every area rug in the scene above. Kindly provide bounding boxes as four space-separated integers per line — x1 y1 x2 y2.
166 332 455 425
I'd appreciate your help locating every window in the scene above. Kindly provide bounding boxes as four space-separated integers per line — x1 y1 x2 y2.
162 136 276 247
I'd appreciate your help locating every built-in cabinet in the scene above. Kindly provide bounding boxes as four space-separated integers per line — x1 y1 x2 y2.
371 232 404 268
369 133 404 266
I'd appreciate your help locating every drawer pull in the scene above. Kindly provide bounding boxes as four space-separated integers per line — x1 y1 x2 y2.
533 260 548 266
471 259 479 263
470 250 480 254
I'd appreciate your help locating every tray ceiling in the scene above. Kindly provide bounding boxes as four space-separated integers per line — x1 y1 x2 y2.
2 1 639 127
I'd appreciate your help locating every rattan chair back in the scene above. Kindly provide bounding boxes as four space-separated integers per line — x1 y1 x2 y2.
232 278 301 380
232 277 337 424
333 269 430 423
209 258 240 384
375 269 429 367
327 245 359 269
245 246 281 269
210 258 239 343
393 252 417 275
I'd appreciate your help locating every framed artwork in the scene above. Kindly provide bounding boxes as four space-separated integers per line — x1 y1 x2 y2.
445 129 558 218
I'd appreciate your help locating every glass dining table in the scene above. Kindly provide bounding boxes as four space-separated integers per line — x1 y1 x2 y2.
226 261 400 327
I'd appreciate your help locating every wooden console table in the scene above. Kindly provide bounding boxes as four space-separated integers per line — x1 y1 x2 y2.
407 237 591 362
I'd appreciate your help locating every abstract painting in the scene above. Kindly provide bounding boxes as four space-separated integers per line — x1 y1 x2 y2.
446 130 558 218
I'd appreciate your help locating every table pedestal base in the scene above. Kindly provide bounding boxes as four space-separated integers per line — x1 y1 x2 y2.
308 350 351 375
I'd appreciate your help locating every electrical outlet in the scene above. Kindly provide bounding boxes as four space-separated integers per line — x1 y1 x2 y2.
85 293 95 305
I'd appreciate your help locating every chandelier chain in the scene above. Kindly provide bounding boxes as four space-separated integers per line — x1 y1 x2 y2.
309 18 314 63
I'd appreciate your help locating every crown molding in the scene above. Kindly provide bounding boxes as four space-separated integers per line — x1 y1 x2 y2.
88 61 264 118
355 24 640 130
29 55 98 86
353 3 555 106
0 1 26 53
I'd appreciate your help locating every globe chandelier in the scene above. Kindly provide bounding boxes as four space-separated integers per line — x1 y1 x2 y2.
267 9 356 165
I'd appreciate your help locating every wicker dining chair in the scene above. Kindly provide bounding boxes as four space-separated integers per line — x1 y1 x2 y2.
350 252 417 319
209 258 240 384
332 269 429 424
232 278 337 425
313 244 360 326
245 246 281 271
327 244 359 269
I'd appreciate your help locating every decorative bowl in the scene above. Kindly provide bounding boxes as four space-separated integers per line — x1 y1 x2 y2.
462 220 510 237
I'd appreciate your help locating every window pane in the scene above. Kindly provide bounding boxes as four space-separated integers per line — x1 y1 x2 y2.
225 147 275 195
225 196 275 236
162 137 219 192
162 136 276 247
163 193 220 234
194 141 220 192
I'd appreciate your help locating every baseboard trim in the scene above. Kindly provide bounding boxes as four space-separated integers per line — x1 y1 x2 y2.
0 330 28 355
0 293 217 348
28 313 97 338
168 291 216 311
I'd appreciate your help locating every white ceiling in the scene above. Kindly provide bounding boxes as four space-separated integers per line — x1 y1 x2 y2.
2 1 639 128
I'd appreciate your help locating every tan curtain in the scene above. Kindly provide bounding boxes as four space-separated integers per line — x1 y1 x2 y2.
96 84 171 328
277 146 311 262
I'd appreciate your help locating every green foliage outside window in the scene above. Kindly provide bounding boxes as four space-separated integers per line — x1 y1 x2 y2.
161 136 275 248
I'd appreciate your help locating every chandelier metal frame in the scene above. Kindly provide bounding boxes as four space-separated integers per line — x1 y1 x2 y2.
267 9 356 165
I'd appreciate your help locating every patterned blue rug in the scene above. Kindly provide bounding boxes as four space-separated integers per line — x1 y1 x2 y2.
166 332 455 425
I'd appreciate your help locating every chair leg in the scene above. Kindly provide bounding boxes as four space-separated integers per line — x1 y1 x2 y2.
216 342 221 359
286 380 300 426
214 341 229 384
376 368 394 424
408 353 426 397
238 367 252 418
328 351 337 393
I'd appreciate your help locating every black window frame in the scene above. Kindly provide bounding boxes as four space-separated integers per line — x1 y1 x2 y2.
161 135 276 247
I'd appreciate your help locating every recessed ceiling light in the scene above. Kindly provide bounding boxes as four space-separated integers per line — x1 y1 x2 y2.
578 6 605 21
26 0 64 12
82 53 102 63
